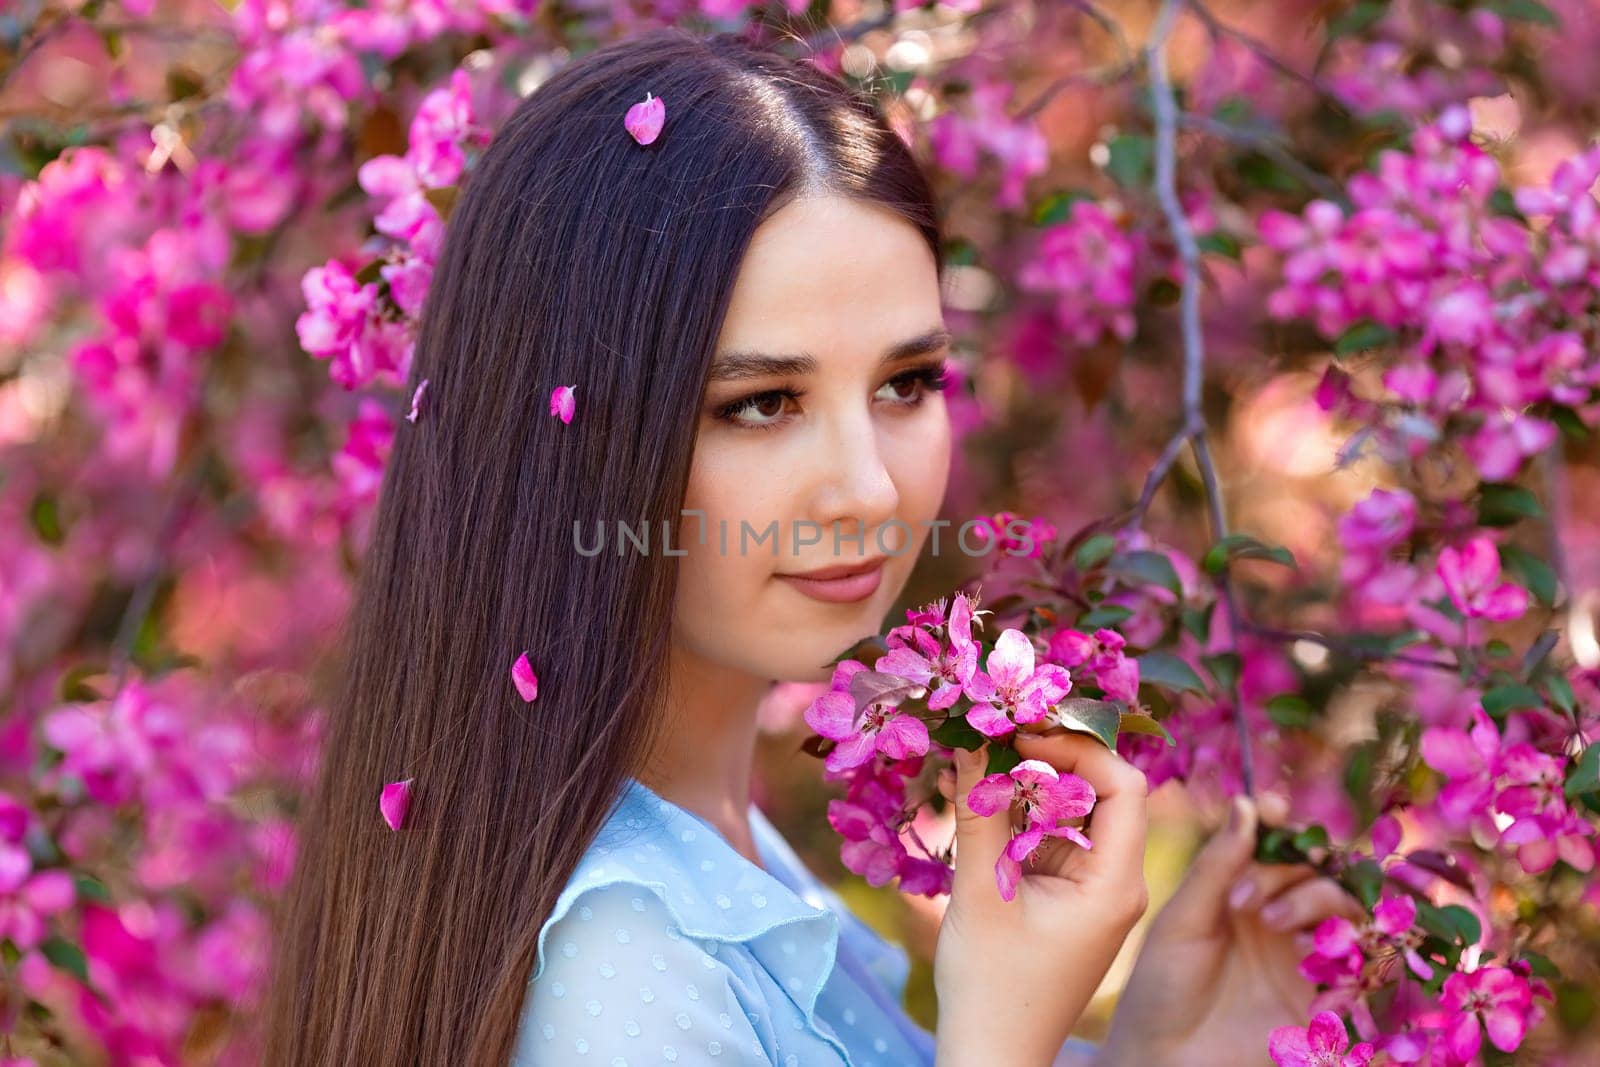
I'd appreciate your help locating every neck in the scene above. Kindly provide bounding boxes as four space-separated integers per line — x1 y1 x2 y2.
637 637 772 870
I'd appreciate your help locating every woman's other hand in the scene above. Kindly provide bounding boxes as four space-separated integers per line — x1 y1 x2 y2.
1094 793 1367 1067
932 731 1150 1067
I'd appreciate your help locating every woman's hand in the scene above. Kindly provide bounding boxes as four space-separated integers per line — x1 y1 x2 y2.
932 731 1150 1067
1094 794 1366 1067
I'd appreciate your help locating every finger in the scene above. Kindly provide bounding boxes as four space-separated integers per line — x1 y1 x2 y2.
948 744 1013 904
1256 791 1292 827
1257 876 1366 933
1012 730 1148 882
1152 795 1259 935
1228 862 1318 915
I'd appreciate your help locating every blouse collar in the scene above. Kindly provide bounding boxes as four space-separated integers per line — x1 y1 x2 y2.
542 776 849 1057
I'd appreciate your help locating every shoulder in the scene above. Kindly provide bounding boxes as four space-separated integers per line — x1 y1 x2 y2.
515 880 773 1066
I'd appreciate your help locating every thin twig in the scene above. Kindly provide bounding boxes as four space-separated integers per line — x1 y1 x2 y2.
1177 112 1348 203
1184 0 1352 116
1243 623 1464 675
1014 0 1138 119
1147 0 1255 795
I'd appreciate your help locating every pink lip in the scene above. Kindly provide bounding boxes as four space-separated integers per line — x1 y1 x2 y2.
776 557 886 604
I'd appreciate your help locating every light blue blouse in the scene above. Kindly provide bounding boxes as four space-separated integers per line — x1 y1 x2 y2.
512 776 1099 1066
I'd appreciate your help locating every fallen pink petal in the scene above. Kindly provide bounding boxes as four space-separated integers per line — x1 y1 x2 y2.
512 651 539 702
379 779 413 831
406 378 429 423
624 92 665 145
549 384 577 424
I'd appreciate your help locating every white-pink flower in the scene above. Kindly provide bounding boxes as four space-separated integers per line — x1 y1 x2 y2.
1437 536 1528 622
963 629 1072 737
966 759 1095 901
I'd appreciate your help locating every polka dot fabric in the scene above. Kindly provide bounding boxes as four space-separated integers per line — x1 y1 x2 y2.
512 777 1099 1066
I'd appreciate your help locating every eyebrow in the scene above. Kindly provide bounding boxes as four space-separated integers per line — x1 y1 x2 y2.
707 327 953 383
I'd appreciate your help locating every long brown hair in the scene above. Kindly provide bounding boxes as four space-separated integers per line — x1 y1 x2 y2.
260 26 942 1065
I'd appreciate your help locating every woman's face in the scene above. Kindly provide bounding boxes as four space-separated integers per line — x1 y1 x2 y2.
673 194 952 685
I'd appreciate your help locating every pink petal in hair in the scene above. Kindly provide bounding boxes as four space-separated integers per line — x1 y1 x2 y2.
406 378 430 423
550 385 576 424
512 651 539 702
624 92 665 146
380 778 413 831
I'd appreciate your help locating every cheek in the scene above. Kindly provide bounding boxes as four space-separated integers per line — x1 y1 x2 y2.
892 408 952 523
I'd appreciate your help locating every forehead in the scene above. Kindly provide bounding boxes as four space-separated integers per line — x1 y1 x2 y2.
714 195 942 360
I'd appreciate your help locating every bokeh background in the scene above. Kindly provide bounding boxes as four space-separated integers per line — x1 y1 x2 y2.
7 0 1600 1062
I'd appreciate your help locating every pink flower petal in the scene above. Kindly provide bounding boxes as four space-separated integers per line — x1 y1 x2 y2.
512 651 539 702
624 92 666 146
406 378 429 423
549 385 576 424
965 773 1016 817
380 778 413 831
803 691 857 741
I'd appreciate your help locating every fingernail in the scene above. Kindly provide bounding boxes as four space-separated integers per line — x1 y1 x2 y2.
1227 795 1250 835
1260 901 1291 929
1228 879 1256 911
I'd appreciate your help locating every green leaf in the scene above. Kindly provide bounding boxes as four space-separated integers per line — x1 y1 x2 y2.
1119 711 1175 747
928 716 987 751
1196 232 1242 260
1076 605 1134 630
1137 651 1207 695
1545 672 1576 715
73 874 112 903
1326 1 1388 39
1181 603 1214 642
1485 0 1558 25
1105 133 1153 187
1499 544 1558 606
1333 320 1397 356
1202 652 1241 693
1202 533 1297 574
1107 550 1182 596
1266 693 1316 729
1050 697 1122 749
1477 483 1542 527
985 743 1023 778
1293 824 1331 853
29 492 64 544
41 936 88 982
1073 533 1117 571
1482 683 1542 718
1032 189 1095 227
1439 904 1482 946
1565 744 1600 800
1344 858 1385 909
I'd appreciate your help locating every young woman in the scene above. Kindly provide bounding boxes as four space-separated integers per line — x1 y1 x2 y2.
261 27 1362 1067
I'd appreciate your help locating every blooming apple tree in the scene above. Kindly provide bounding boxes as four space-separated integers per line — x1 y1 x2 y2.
5 0 1600 1063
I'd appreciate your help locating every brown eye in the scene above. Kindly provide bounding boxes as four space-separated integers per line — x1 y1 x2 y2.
753 394 785 418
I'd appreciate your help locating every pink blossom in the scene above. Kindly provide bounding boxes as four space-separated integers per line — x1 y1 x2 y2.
1437 536 1528 622
1269 1010 1375 1067
804 671 930 774
963 629 1073 737
966 759 1095 901
875 593 980 710
1440 966 1537 1060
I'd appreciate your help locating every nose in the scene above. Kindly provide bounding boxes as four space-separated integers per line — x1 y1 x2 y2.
802 407 902 557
